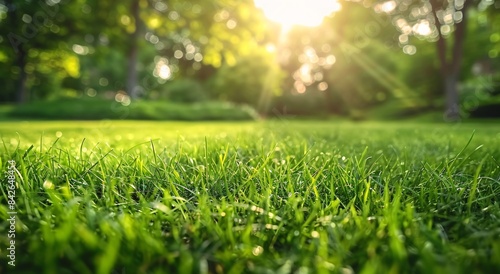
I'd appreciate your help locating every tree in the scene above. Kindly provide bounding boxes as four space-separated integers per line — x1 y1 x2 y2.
370 0 498 120
268 2 428 117
209 44 283 111
84 0 270 100
1 0 60 102
429 0 470 120
0 0 90 103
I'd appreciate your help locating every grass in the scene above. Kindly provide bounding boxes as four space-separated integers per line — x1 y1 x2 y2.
1 120 499 273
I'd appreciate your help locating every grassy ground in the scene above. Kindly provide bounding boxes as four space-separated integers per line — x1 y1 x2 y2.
1 120 499 273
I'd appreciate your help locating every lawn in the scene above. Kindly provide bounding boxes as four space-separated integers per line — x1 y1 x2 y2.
1 120 499 273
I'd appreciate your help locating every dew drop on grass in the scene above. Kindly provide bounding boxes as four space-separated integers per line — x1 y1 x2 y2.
152 202 169 213
341 267 354 274
55 131 63 138
252 246 263 256
311 231 320 238
43 180 54 189
294 230 300 236
296 266 309 274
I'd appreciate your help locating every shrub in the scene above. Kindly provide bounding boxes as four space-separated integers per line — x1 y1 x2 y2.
270 91 329 117
7 98 259 121
162 79 208 103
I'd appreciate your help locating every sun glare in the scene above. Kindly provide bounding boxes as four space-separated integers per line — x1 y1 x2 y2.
254 0 341 29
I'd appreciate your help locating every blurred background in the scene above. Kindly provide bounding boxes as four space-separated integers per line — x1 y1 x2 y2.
0 0 499 121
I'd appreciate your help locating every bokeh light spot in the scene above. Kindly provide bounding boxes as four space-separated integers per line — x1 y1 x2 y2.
403 45 417 55
318 82 328 91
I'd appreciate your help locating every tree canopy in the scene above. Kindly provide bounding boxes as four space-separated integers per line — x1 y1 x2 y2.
1 0 499 119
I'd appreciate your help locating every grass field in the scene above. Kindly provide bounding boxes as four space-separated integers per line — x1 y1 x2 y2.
1 120 500 273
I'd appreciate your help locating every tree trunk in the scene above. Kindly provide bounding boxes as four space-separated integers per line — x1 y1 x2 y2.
444 0 470 121
16 47 28 103
430 0 471 121
127 0 141 99
444 72 460 121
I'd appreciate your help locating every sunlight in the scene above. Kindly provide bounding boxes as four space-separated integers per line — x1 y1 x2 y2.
413 20 432 36
153 57 172 80
375 1 397 14
254 0 341 29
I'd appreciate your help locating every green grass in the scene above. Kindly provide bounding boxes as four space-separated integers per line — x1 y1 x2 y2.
1 120 499 273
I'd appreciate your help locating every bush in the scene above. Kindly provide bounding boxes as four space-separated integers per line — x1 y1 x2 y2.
7 98 259 121
162 79 208 103
270 91 329 117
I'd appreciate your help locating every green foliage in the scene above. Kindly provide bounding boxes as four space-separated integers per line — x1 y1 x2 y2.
0 52 16 102
78 48 128 94
275 3 415 114
0 121 499 273
162 79 208 103
209 46 284 111
6 98 258 121
0 0 499 121
0 0 86 102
